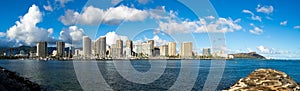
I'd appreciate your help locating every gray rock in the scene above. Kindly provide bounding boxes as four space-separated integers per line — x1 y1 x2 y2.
225 69 300 91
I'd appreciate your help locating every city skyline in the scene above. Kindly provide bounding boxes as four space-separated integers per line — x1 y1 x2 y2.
0 0 299 59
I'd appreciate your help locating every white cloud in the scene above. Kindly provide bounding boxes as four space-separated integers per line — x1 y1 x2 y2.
280 20 288 26
59 26 85 47
158 16 242 34
257 45 274 54
247 48 253 52
59 10 79 25
59 5 149 25
249 23 263 35
144 35 169 46
105 31 128 46
294 26 300 29
111 0 122 5
148 6 168 19
43 5 53 11
205 16 215 20
55 0 72 7
256 45 290 55
6 4 54 46
242 9 262 22
138 0 152 4
256 5 274 14
0 32 5 37
43 1 53 12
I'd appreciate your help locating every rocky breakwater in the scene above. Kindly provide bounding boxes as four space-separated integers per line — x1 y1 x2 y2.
0 66 41 91
225 68 300 91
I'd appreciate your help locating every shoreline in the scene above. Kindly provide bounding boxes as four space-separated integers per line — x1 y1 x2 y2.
0 66 41 91
0 60 299 90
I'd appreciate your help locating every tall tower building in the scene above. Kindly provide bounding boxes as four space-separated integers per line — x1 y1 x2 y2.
99 37 106 59
168 42 176 56
37 42 48 58
126 40 133 57
83 36 92 59
111 44 118 58
56 41 65 57
160 45 168 56
95 37 106 59
148 40 154 56
116 40 123 57
181 42 193 58
142 43 152 57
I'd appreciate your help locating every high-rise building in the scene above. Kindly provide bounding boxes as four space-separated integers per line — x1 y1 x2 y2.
142 43 152 57
168 42 176 56
91 41 95 56
111 44 122 58
160 45 168 56
56 41 65 57
37 42 48 58
96 37 106 59
116 40 123 57
202 48 211 56
180 42 193 58
99 37 106 59
83 36 92 59
126 40 133 56
148 40 154 56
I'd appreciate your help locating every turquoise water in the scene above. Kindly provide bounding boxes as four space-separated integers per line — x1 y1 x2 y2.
0 59 299 90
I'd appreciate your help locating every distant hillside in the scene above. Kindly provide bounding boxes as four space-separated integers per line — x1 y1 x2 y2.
0 46 69 56
0 46 36 55
230 52 266 59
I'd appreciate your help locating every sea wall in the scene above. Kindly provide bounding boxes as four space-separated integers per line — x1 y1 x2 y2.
225 68 300 91
0 66 41 91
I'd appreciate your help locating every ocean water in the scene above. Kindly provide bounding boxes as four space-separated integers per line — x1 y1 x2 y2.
0 59 299 90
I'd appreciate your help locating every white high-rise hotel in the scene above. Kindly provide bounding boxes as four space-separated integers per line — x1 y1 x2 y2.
181 42 193 58
83 36 92 58
168 42 176 56
56 41 65 57
37 42 47 58
95 36 106 59
80 35 197 59
160 45 168 56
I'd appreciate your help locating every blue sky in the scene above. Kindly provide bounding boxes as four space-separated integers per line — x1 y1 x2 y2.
0 0 299 59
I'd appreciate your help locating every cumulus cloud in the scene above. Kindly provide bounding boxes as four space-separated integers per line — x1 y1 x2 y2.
59 5 148 25
111 0 122 5
55 0 72 7
280 20 288 26
59 26 85 47
144 35 169 46
59 10 79 25
158 16 242 34
148 6 168 19
257 45 274 54
105 31 128 46
256 45 290 54
294 26 300 29
43 5 53 12
0 32 5 37
247 48 253 52
43 1 53 12
249 23 263 35
256 5 274 14
138 0 152 4
6 4 54 46
242 9 262 22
